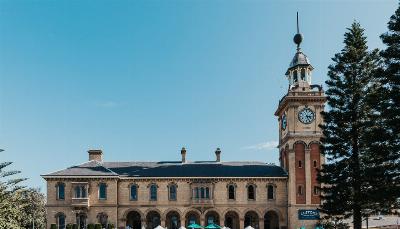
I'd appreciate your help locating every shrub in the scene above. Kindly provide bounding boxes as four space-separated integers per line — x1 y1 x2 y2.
66 224 73 229
50 224 57 229
95 224 102 229
108 223 115 229
73 224 78 229
87 224 95 229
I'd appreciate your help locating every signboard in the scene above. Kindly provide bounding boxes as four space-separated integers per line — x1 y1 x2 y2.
298 210 320 220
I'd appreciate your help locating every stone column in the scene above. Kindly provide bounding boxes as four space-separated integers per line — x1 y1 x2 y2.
240 218 245 229
219 218 225 227
258 218 264 229
305 148 311 205
161 220 166 228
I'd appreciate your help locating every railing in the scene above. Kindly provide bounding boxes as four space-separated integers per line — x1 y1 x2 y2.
191 198 214 205
71 197 89 207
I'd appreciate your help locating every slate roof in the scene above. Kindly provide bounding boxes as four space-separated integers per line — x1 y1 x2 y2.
42 161 287 178
286 49 313 74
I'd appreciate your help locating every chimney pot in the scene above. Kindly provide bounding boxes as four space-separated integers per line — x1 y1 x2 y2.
88 149 103 162
181 147 186 163
215 148 221 162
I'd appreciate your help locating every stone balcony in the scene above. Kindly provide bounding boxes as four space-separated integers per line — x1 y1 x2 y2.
71 197 89 207
191 198 214 206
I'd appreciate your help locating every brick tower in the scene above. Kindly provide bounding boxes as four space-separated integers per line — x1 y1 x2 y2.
275 14 326 229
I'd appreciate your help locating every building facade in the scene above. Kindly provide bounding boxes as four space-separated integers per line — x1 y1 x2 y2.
42 29 325 229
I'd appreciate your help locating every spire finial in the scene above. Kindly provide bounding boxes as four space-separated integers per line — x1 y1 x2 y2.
293 11 303 49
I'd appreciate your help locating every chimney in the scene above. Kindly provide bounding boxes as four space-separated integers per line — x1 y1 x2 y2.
181 147 186 163
215 148 221 162
88 149 103 162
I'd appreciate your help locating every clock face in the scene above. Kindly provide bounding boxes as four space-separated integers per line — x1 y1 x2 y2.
298 107 315 124
281 114 287 130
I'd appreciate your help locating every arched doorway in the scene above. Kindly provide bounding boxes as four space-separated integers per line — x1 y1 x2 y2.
264 211 279 229
146 211 161 229
126 211 142 229
205 211 220 226
244 211 259 229
224 211 239 229
76 213 87 229
166 211 181 229
185 211 200 227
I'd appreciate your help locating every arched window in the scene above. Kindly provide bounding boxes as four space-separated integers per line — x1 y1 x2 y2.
297 185 303 195
200 187 205 198
74 185 87 198
56 213 66 229
293 70 298 83
313 186 319 195
150 184 157 201
130 184 138 200
228 185 235 200
169 184 177 201
195 187 199 198
99 183 107 200
247 185 255 200
98 212 108 228
267 185 274 200
205 187 210 199
56 183 65 200
301 68 306 80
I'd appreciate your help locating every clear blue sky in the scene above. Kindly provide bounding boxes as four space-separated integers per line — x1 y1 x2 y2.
0 0 397 192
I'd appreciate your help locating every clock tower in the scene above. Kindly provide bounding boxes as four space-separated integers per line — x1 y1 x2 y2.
275 14 326 229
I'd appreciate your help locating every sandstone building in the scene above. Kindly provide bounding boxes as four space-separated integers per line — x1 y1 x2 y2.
42 27 326 229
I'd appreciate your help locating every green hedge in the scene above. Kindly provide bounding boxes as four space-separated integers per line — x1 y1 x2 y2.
72 224 78 229
66 224 73 229
95 224 102 229
87 224 95 229
107 223 115 229
50 224 57 229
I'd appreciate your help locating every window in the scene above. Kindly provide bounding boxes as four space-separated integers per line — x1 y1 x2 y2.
98 213 108 228
313 160 318 168
169 184 177 201
57 213 66 229
193 186 211 199
74 185 87 198
298 160 302 168
247 185 255 200
99 183 107 200
267 185 274 200
56 183 65 200
150 184 157 201
293 70 298 82
297 185 303 195
313 186 319 195
130 185 138 200
228 185 235 200
301 68 306 80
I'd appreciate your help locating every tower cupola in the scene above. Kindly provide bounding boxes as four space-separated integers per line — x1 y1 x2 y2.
285 13 314 87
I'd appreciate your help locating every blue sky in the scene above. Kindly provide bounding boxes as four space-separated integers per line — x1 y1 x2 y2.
0 0 397 191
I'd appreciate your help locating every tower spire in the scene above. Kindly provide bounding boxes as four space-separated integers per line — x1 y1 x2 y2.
293 12 303 49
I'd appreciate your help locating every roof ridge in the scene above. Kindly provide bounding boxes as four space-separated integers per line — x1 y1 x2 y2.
92 161 119 176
